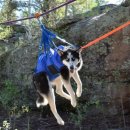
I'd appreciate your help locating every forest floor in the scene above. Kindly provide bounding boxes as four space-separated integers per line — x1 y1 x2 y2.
0 107 130 130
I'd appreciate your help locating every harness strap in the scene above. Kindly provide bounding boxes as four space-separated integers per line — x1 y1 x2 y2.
56 36 74 47
37 19 57 56
36 18 76 57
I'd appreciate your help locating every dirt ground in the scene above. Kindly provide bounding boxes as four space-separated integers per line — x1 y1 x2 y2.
0 107 130 130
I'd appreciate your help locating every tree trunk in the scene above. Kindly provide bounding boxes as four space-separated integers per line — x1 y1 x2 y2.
65 0 68 17
28 0 31 26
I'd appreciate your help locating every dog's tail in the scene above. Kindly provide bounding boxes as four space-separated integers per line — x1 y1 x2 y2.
33 72 50 107
36 93 48 108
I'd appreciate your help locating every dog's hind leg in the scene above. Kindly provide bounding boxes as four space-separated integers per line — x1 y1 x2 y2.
33 72 49 107
36 93 48 108
47 87 64 125
71 71 82 97
55 77 71 100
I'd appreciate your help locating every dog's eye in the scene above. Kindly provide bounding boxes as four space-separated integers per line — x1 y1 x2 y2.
72 58 75 61
66 58 70 62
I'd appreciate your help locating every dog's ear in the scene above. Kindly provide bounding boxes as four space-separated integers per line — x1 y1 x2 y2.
76 47 82 53
57 50 64 56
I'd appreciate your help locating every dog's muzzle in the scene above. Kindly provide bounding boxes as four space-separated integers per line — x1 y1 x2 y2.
70 65 74 73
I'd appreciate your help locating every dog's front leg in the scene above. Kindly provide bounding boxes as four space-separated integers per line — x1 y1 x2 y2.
72 71 82 97
62 80 77 107
60 66 76 107
55 77 71 100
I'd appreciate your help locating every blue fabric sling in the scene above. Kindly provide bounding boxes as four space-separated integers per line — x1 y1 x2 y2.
35 45 65 81
34 23 65 81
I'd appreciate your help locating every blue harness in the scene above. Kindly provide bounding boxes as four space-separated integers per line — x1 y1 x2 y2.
34 23 65 81
35 45 65 81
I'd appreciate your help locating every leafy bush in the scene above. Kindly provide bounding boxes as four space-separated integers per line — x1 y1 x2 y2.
0 80 30 130
0 80 29 114
70 100 100 126
0 80 19 110
0 26 13 40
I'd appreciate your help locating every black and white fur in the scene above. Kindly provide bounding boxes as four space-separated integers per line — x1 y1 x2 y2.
33 46 83 125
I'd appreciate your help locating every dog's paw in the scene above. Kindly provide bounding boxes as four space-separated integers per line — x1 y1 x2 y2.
57 119 64 125
71 100 77 107
76 89 82 97
36 102 41 108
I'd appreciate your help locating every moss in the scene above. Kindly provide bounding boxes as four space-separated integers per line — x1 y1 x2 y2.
0 26 13 40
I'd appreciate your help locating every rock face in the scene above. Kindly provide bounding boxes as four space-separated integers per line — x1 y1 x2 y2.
61 5 130 117
0 4 130 126
0 31 37 86
63 5 130 121
56 4 116 30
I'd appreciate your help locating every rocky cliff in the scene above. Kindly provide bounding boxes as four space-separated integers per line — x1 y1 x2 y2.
61 4 130 120
0 3 130 128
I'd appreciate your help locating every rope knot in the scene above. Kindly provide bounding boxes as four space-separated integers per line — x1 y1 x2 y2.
34 13 41 19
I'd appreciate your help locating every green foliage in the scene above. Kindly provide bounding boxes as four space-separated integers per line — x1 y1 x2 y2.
0 0 114 32
70 100 100 126
0 26 13 40
0 80 19 110
0 120 18 130
0 120 11 130
96 0 109 6
112 68 121 81
0 80 29 113
0 0 16 39
0 80 30 130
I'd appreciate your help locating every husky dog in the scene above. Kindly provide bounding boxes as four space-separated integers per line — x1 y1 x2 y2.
33 45 83 125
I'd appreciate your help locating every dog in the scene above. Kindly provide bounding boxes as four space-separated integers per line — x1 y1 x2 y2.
33 45 83 125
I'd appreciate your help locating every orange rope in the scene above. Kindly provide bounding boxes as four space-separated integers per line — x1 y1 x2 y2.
82 21 130 49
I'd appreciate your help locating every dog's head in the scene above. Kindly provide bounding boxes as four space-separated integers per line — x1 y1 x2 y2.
58 46 83 73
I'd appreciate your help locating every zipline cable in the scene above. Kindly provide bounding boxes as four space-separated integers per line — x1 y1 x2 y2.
0 0 76 25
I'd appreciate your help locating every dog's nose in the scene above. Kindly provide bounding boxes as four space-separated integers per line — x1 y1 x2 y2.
70 65 74 70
